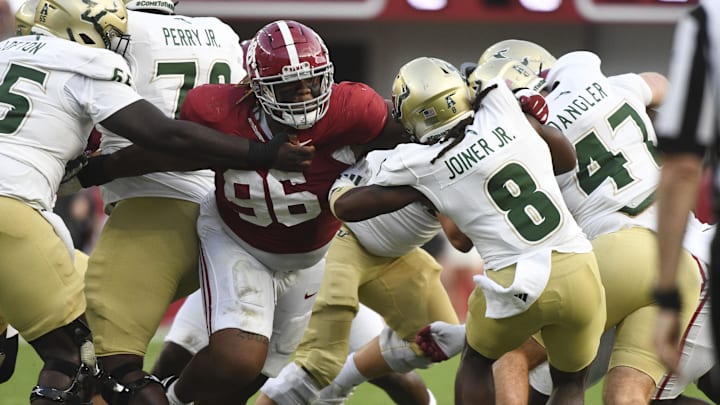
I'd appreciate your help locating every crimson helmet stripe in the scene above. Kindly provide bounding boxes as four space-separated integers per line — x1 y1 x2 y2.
277 20 300 66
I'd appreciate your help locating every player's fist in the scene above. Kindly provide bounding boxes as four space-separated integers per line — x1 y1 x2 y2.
515 89 549 124
57 153 90 196
275 142 314 171
250 131 314 171
415 322 466 362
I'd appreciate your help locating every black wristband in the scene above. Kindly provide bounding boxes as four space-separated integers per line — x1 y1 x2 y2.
247 140 278 169
652 288 682 311
76 154 111 187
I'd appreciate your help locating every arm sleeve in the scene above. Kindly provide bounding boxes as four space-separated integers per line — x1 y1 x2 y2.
336 82 389 145
66 74 143 125
608 73 653 107
373 152 418 187
331 158 372 193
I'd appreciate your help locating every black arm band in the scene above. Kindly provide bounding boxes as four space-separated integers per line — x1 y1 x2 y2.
246 140 278 169
652 288 682 311
76 154 112 187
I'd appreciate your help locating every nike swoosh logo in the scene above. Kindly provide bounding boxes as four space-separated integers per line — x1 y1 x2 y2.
304 291 318 299
298 139 312 146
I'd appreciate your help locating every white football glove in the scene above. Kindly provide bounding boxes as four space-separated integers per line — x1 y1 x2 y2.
415 322 466 362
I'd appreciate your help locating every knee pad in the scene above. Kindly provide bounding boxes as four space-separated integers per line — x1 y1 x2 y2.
261 362 322 405
100 362 163 405
378 326 432 374
30 319 101 404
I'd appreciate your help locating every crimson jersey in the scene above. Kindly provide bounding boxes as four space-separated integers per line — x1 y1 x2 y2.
181 81 388 253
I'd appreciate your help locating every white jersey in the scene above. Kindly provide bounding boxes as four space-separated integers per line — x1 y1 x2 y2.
100 10 245 206
332 150 442 258
546 51 660 239
375 78 590 271
0 35 141 211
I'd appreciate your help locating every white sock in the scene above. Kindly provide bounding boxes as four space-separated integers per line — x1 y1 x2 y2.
427 388 437 405
166 381 193 405
332 353 367 389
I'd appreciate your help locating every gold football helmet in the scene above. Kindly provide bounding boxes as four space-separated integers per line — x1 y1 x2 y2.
478 39 556 77
33 0 129 51
392 57 473 145
15 1 36 36
467 59 545 100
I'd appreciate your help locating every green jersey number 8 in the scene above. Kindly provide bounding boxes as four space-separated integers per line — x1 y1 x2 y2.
487 162 562 243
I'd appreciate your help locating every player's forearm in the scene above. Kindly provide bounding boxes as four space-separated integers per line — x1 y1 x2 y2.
656 153 702 290
162 119 259 168
531 119 576 175
438 213 473 252
73 145 209 188
331 185 419 222
101 100 264 170
104 145 209 178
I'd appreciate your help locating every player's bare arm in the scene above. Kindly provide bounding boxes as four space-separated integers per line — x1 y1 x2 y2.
437 213 473 252
527 115 577 174
332 184 422 222
68 100 316 188
101 99 315 171
639 72 669 108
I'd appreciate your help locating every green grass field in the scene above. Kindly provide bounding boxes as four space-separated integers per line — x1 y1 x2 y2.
0 338 712 405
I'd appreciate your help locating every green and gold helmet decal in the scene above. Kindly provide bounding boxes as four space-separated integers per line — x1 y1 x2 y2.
34 0 129 50
392 57 474 145
478 39 556 77
467 59 545 101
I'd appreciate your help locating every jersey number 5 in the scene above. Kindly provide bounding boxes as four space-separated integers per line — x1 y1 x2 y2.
0 64 47 135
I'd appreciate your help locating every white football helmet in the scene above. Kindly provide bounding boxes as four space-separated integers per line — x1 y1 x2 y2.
246 20 334 130
33 0 129 53
467 59 545 101
478 39 556 77
392 57 473 145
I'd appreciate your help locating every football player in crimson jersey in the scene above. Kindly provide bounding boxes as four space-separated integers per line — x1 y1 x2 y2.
0 0 309 403
141 20 409 405
153 293 439 405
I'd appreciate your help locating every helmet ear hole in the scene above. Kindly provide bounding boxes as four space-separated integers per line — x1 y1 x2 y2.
79 33 96 45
